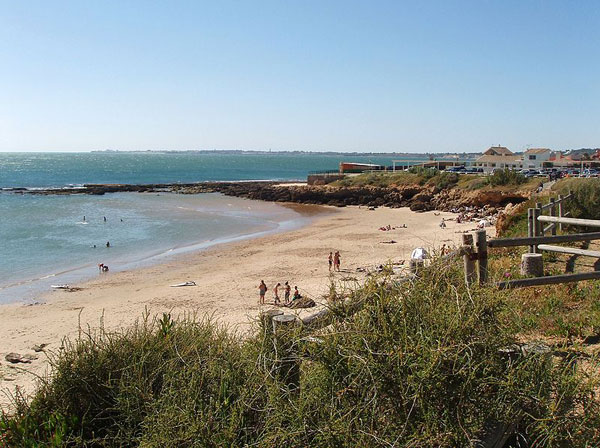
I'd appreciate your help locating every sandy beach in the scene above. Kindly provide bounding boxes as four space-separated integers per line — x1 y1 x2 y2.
0 204 493 409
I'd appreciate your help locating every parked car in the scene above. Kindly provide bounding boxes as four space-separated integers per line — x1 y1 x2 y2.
520 169 541 178
445 166 466 173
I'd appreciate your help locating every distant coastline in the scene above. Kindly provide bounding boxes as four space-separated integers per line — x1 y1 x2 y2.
89 148 482 157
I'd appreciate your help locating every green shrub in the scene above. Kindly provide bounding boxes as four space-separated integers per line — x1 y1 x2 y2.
408 166 438 184
432 171 459 189
487 168 526 187
1 315 259 447
557 178 600 220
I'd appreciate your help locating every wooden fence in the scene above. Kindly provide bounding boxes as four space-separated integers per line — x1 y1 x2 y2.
461 191 600 289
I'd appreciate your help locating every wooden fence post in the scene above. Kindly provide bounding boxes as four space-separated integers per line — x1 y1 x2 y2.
474 230 488 285
272 314 300 390
532 205 542 253
462 233 476 286
527 208 535 253
521 253 544 277
535 202 543 237
557 194 564 232
260 309 283 339
550 199 557 236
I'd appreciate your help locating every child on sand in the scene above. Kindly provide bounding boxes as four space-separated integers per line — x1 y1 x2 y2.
258 280 267 304
293 286 301 301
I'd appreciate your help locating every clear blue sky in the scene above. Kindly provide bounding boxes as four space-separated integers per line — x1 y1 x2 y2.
1 0 599 153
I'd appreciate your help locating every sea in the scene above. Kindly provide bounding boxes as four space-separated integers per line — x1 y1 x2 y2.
0 151 417 304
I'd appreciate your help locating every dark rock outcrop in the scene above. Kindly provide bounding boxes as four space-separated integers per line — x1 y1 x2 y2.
12 180 530 213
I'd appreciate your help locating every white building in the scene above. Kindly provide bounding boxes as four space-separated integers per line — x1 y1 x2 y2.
475 146 522 173
522 148 552 170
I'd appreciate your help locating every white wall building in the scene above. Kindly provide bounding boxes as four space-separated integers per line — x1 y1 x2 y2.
522 148 552 170
475 146 522 173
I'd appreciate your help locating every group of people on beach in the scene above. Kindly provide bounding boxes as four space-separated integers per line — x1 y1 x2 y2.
328 251 341 272
259 280 301 305
378 224 407 231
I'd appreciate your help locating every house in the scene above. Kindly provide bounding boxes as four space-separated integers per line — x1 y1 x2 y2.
522 148 552 170
475 146 522 172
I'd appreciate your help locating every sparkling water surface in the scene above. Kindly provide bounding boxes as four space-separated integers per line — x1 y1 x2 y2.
0 152 410 188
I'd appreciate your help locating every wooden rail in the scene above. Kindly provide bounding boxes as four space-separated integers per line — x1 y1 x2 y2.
538 215 600 228
498 271 600 289
487 232 600 248
537 244 600 258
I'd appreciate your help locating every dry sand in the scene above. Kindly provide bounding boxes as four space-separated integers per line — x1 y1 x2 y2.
0 204 493 409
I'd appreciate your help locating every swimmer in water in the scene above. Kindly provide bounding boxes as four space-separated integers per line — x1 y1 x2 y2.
106 241 110 248
104 216 107 222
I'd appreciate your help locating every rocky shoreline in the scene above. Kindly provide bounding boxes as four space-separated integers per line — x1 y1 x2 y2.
5 180 530 214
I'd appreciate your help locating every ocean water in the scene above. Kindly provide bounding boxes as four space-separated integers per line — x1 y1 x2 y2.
0 191 308 304
0 151 416 304
0 152 415 188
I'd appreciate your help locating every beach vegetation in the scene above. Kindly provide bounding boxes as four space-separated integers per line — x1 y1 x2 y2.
332 168 459 189
2 259 599 447
554 177 600 220
486 168 527 187
332 168 538 193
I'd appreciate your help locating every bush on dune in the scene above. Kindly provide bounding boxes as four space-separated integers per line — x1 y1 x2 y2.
487 169 527 187
333 168 460 190
556 178 600 220
2 314 261 447
2 263 599 447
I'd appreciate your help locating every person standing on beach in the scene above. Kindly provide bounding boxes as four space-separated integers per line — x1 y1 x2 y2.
274 282 281 304
258 280 267 305
328 252 333 271
284 281 291 304
334 251 341 271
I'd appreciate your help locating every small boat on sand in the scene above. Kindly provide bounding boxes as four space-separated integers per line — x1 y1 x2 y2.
170 281 197 287
51 284 71 289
